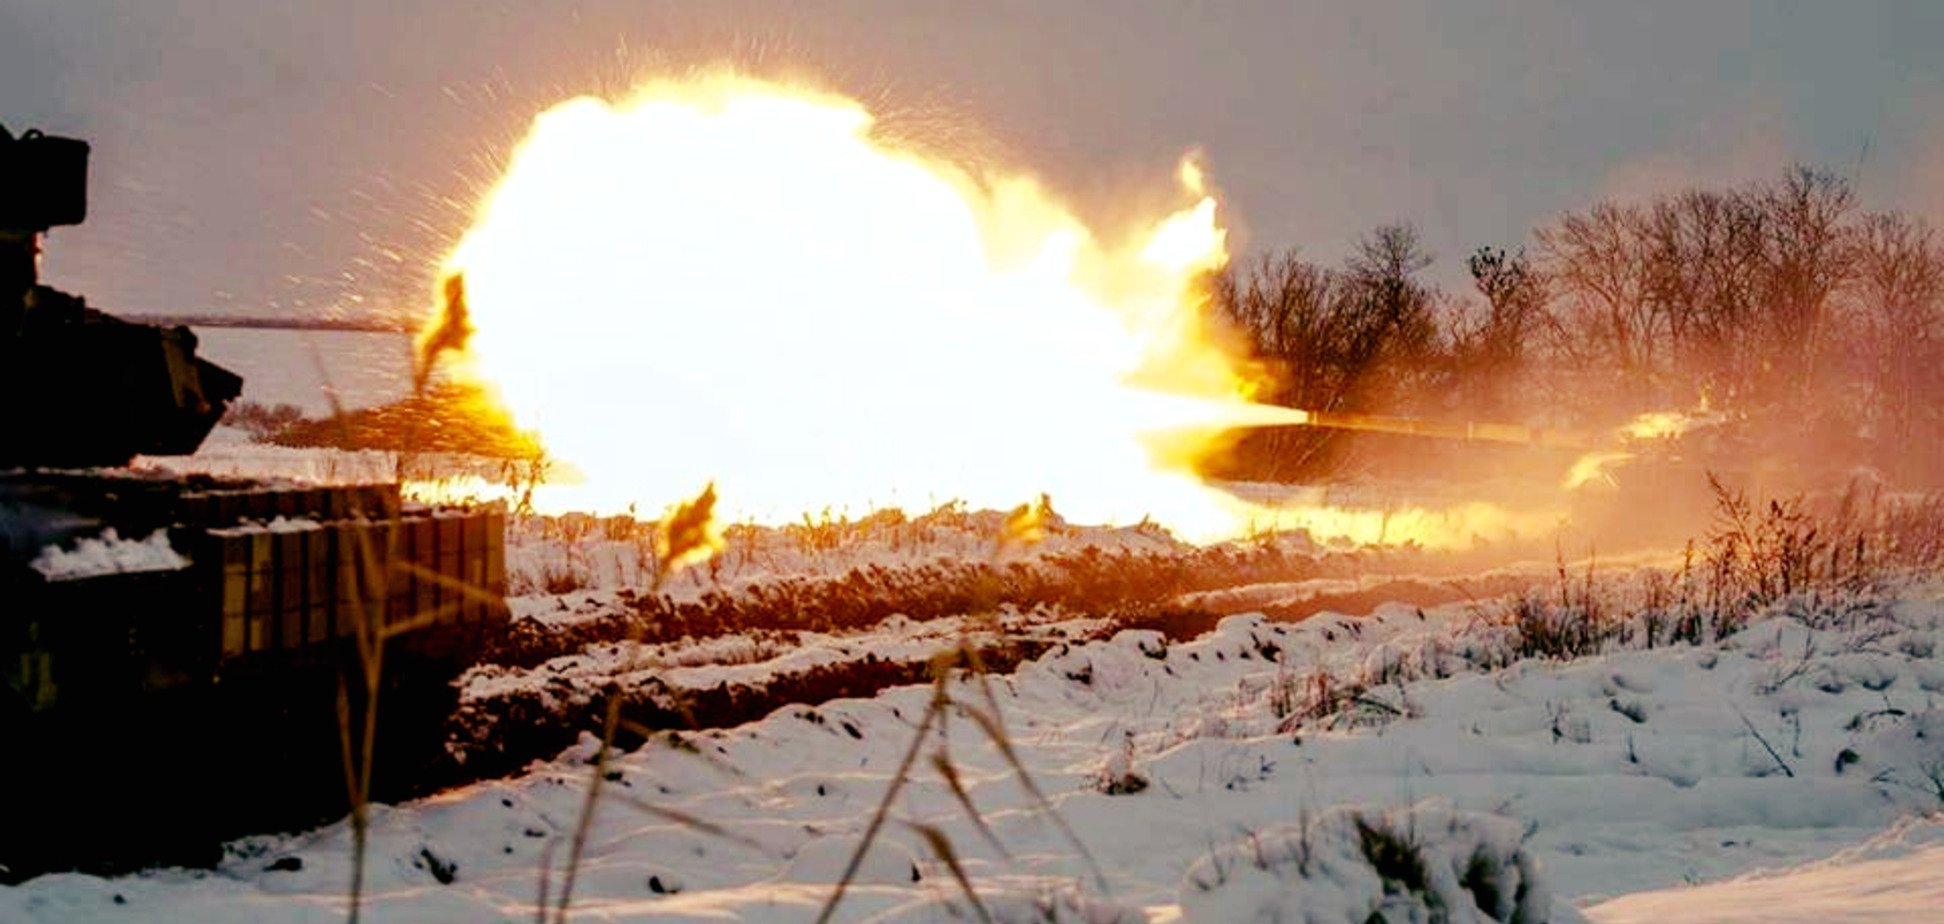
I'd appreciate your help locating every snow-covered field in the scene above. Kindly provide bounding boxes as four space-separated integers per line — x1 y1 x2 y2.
5 437 1938 922
5 510 1941 922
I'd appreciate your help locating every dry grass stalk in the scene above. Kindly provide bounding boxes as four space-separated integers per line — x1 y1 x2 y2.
331 329 503 924
811 502 1111 924
548 482 720 924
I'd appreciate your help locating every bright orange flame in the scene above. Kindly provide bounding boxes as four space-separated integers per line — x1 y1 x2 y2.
1563 450 1635 490
434 75 1544 547
1619 411 1692 441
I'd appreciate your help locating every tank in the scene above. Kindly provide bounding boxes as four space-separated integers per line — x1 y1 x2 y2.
0 125 510 879
0 126 243 468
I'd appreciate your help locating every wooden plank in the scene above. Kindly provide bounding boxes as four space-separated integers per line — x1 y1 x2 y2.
276 531 305 648
219 533 249 660
437 516 464 624
464 514 489 622
246 532 274 652
367 485 401 519
245 490 276 523
305 527 332 644
485 508 506 597
212 491 243 525
179 492 212 526
412 516 438 625
385 518 411 628
333 524 369 639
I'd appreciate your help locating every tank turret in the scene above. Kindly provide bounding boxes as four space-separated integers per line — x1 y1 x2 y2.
0 125 241 469
0 127 507 880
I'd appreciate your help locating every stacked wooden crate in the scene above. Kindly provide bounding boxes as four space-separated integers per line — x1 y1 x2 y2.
194 485 507 662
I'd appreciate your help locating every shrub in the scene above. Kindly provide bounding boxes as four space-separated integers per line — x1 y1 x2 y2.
1180 801 1580 924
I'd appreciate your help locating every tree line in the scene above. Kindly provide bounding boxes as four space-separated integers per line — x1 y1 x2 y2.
1211 166 1944 484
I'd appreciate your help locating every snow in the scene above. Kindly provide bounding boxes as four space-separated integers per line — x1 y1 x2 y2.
495 508 1201 600
459 607 1109 712
207 516 325 538
135 428 404 485
263 516 324 534
1585 816 1944 924
9 439 1942 919
3 568 1939 922
1179 802 1579 924
28 528 190 581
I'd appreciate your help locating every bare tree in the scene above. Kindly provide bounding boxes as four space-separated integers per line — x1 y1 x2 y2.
1214 164 1944 486
1216 251 1342 402
1467 246 1546 356
1342 223 1441 408
1536 167 1861 412
1211 227 1441 477
1213 252 1356 477
1443 246 1547 415
1640 189 1767 395
1537 202 1667 397
1752 166 1857 400
1852 212 1944 470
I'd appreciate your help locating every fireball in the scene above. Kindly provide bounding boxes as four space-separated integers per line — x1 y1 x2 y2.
431 74 1536 547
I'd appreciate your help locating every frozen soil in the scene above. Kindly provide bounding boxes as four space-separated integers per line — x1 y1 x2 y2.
15 447 1938 920
4 560 1939 922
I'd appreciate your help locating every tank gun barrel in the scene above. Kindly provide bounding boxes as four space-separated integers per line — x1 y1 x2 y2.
1267 409 1596 451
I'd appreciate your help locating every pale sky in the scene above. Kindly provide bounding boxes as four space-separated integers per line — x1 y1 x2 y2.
4 0 1942 319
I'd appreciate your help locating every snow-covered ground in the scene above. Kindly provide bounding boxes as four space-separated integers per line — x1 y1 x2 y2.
5 559 1939 922
28 529 188 581
1586 815 1944 924
14 439 1939 920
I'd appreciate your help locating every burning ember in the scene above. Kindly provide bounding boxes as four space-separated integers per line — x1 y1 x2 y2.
427 74 1546 546
1618 411 1693 442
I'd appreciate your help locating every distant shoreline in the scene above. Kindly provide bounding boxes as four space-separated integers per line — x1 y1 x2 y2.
124 314 415 334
